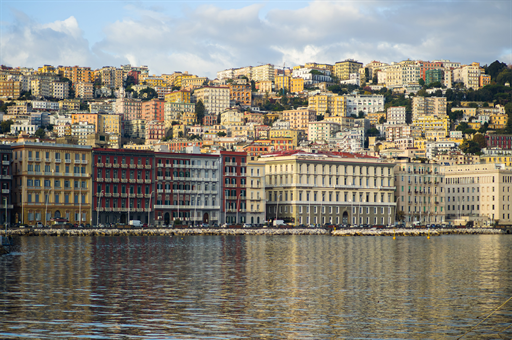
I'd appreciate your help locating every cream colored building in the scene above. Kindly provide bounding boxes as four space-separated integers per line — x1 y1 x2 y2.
100 114 122 135
334 59 363 80
75 82 94 99
12 142 93 226
441 163 512 226
247 162 266 225
193 86 230 115
308 121 341 142
258 150 396 226
394 160 445 225
412 97 447 119
453 63 481 90
281 107 317 135
251 64 274 82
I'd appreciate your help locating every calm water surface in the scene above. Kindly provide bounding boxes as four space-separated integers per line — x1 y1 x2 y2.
0 235 511 339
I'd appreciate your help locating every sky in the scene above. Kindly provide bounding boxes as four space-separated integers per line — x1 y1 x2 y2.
0 0 511 78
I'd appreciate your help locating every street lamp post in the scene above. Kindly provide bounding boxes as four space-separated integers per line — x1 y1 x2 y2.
97 190 104 227
44 188 51 228
148 191 153 227
276 193 282 224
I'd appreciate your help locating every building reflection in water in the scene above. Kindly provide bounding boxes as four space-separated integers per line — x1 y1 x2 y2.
0 235 510 339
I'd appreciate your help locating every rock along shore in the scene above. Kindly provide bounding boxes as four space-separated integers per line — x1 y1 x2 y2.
0 227 507 237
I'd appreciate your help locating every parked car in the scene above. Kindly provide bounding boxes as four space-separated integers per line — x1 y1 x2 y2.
243 223 252 228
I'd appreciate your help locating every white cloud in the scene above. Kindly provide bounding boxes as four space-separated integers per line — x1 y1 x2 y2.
1 1 510 77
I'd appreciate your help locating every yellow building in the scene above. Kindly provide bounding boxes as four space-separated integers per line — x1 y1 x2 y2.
12 142 93 226
304 63 334 73
412 115 449 136
59 99 81 111
367 112 386 126
490 114 508 130
172 124 187 138
334 59 363 80
165 90 191 103
308 94 345 117
180 112 197 126
480 155 512 167
468 122 482 130
143 76 166 88
100 114 122 135
256 80 273 93
290 77 304 93
425 129 447 141
324 116 355 130
71 113 99 132
58 66 94 84
269 129 302 146
274 75 290 92
413 138 427 150
37 65 58 74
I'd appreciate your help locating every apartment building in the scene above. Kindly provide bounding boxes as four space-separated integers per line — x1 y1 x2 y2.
228 83 251 105
59 66 93 85
0 146 13 226
387 106 406 125
124 119 146 139
75 82 94 99
164 102 195 122
93 149 154 225
334 59 363 80
412 97 447 119
0 80 22 99
193 86 230 115
308 121 341 142
453 63 481 90
71 113 100 132
441 164 512 226
153 152 221 226
345 94 384 116
412 115 449 136
282 107 317 135
383 64 421 88
246 162 266 225
142 99 165 122
165 90 191 103
308 94 345 117
12 142 93 226
251 64 274 82
115 97 142 120
394 161 445 225
221 151 248 224
259 150 396 226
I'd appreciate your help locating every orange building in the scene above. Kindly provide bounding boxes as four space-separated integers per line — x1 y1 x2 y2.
228 83 251 105
71 113 100 132
59 66 93 84
142 99 165 122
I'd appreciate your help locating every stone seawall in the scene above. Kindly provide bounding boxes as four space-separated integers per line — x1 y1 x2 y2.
0 228 506 237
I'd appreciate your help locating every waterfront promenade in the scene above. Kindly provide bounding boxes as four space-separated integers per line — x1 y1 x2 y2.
0 227 506 237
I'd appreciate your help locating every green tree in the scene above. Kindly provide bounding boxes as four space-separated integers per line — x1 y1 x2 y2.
460 140 481 154
396 210 406 222
485 60 508 81
139 87 158 101
217 131 227 137
0 120 14 133
379 116 386 124
418 78 425 86
195 99 205 124
472 133 487 148
317 114 324 121
358 111 365 118
34 128 46 138
251 80 256 92
366 127 380 136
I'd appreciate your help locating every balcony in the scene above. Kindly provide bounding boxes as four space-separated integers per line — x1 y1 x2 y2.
157 189 164 193
145 179 151 184
137 194 144 198
105 178 112 183
1 161 9 166
157 176 163 180
157 163 164 168
55 158 61 164
165 189 172 193
121 179 128 183
121 193 128 198
129 193 136 198
145 194 152 198
121 164 128 168
165 164 172 168
129 179 136 183
82 160 88 165
145 165 152 169
137 179 144 184
105 163 112 168
129 164 137 169
113 164 120 168
65 159 71 164
97 163 104 167
113 178 120 183
96 178 104 182
104 193 112 197
1 189 9 194
225 184 237 188
112 193 119 198
137 165 144 169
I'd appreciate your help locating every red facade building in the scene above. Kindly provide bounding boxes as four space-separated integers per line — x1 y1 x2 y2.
221 151 248 224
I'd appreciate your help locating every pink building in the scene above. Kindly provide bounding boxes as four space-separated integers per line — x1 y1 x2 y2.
142 99 165 122
202 114 217 126
145 120 166 144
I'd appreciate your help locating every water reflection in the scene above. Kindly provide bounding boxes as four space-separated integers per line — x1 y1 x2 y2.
0 235 511 339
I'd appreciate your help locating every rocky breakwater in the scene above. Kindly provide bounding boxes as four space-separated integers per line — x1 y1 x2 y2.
331 228 505 237
0 227 506 237
0 228 330 237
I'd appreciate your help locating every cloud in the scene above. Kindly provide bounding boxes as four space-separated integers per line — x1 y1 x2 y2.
1 1 510 77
